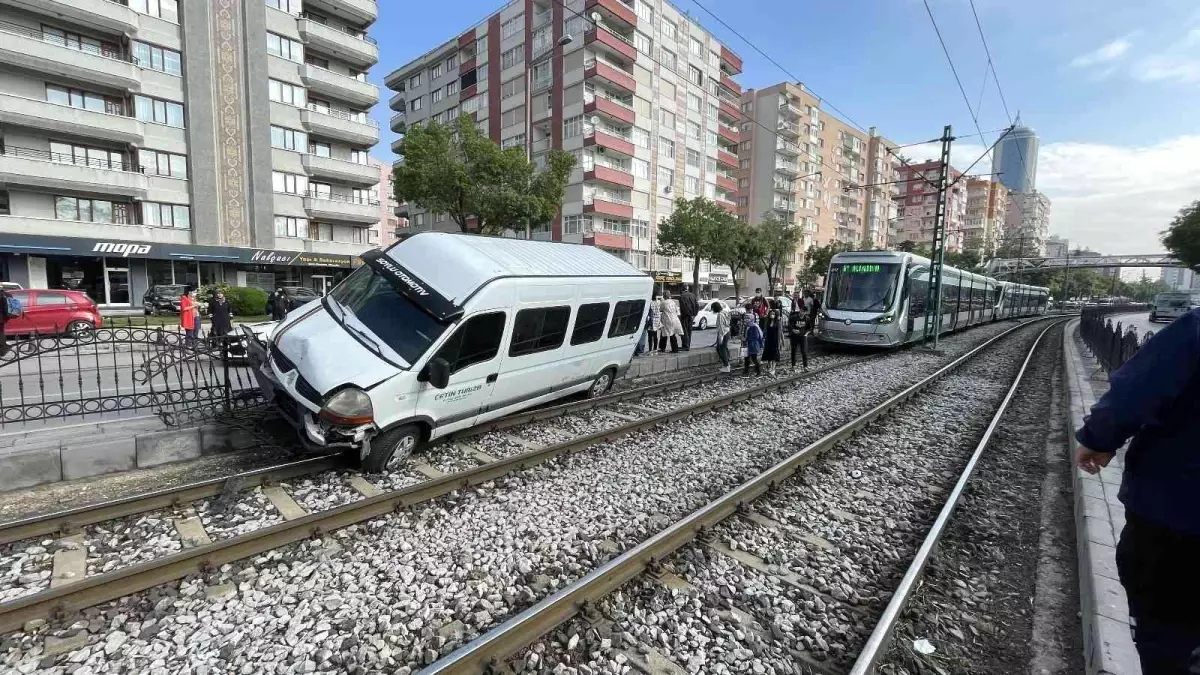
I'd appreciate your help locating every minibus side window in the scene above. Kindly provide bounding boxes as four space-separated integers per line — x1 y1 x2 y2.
608 300 646 338
570 303 611 345
510 306 571 357
435 312 506 374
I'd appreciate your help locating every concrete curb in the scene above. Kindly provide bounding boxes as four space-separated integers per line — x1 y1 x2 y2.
624 339 744 379
1063 319 1141 675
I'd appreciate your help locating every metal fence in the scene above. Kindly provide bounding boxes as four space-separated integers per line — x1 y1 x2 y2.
1079 306 1154 373
0 317 263 428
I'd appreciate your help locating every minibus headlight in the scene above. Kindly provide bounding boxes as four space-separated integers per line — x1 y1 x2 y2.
320 387 374 426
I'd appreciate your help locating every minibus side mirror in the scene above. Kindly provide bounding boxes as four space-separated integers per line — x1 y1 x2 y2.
426 357 451 389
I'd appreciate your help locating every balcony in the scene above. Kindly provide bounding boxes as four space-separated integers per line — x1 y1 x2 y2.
717 124 739 144
389 91 405 111
715 174 738 192
0 92 143 144
775 160 800 176
773 200 797 212
720 74 742 96
585 27 637 64
389 113 406 135
584 231 633 249
716 198 737 214
584 130 635 157
716 149 738 168
302 104 380 146
583 196 634 219
773 180 794 193
302 0 377 25
0 145 147 198
779 100 802 118
5 0 137 34
776 139 800 156
585 0 637 29
303 191 379 224
305 239 372 256
301 154 379 186
585 166 635 189
718 99 742 122
302 63 380 108
585 59 636 94
0 20 140 92
299 17 379 68
720 45 744 75
584 94 636 125
776 121 800 139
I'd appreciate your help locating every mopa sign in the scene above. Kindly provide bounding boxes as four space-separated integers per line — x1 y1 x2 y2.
92 242 152 257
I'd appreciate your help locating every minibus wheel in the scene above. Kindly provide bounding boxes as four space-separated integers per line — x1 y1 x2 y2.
362 424 421 472
585 368 616 399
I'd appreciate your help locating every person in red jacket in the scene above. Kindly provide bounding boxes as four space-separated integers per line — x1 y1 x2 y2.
179 286 198 344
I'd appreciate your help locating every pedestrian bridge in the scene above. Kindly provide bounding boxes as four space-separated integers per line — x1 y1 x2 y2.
984 253 1184 276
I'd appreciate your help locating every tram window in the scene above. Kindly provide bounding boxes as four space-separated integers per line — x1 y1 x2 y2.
908 278 929 317
941 281 959 313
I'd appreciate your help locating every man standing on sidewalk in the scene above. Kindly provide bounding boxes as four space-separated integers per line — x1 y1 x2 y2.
1075 308 1200 675
679 285 699 352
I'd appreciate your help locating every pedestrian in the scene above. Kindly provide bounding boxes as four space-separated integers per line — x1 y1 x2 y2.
805 289 821 333
1074 306 1200 674
775 288 792 317
657 291 682 353
208 291 233 339
762 302 782 375
742 312 763 376
787 300 809 370
267 287 291 321
712 301 733 373
179 285 199 344
647 297 662 354
749 288 769 318
0 286 12 357
679 284 699 351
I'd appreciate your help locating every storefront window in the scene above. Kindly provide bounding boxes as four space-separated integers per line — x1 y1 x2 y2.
148 259 174 286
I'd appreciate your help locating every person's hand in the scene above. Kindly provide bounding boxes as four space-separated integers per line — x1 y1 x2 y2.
1076 445 1115 474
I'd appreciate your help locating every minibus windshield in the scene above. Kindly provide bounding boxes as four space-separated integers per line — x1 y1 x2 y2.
327 265 448 366
826 263 901 312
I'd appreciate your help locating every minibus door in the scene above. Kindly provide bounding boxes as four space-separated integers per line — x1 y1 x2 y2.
417 311 507 435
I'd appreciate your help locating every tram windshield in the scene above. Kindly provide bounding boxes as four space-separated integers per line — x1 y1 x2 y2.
826 263 902 312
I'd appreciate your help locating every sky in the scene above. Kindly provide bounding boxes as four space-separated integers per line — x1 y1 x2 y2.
366 0 1200 257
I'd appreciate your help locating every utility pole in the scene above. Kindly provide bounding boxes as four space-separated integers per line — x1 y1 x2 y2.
1062 238 1070 307
923 125 953 349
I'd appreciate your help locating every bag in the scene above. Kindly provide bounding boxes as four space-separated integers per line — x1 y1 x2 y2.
4 294 21 318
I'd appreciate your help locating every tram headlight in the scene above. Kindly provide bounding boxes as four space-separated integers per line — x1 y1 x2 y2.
877 313 894 324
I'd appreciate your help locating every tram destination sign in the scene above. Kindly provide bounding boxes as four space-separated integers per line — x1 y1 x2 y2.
842 264 883 274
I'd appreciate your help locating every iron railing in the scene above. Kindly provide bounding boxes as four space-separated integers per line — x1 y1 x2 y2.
305 103 379 126
0 318 263 427
298 13 378 44
304 189 379 206
0 145 141 173
1079 306 1154 373
0 20 135 62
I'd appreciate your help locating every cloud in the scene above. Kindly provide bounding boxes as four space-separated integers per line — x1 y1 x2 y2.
1069 38 1132 68
1131 28 1200 84
892 135 1200 255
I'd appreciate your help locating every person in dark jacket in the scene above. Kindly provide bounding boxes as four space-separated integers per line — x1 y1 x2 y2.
787 304 808 370
761 303 782 375
1075 307 1200 675
267 288 291 321
208 292 234 338
679 285 699 351
742 313 763 376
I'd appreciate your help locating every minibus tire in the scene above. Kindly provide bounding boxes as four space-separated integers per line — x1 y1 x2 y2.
362 424 421 472
585 368 616 399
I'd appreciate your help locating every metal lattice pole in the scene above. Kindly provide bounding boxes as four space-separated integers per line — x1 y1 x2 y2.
923 125 953 349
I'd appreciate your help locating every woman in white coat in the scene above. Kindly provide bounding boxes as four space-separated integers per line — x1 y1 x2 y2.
657 291 683 353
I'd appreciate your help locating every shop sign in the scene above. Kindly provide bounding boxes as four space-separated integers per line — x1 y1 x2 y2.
650 271 683 284
0 233 356 268
708 272 729 284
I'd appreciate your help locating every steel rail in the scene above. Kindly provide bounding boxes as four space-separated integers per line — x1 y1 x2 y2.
0 350 859 546
421 317 1069 674
847 319 1062 674
0 349 875 634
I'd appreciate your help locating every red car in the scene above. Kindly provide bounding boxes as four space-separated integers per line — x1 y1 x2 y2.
5 290 104 336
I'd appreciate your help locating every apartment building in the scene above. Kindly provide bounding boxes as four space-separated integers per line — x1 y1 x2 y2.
892 160 968 253
1001 191 1051 257
384 0 744 296
964 178 1007 257
734 82 900 289
0 0 381 306
370 156 406 246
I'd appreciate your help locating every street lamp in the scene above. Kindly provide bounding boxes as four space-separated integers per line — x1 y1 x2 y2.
524 33 575 240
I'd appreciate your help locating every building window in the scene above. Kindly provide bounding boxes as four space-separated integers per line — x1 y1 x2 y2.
635 32 652 54
501 133 525 150
501 16 523 39
658 165 674 185
266 32 303 62
308 141 331 158
431 63 443 80
138 149 188 178
686 149 701 168
687 92 702 112
130 0 178 21
272 171 308 195
687 120 702 140
501 77 524 100
446 53 458 70
688 65 703 87
502 45 524 69
631 219 650 238
632 157 650 179
48 142 126 170
662 20 677 40
409 73 421 88
132 41 181 75
446 81 459 96
659 49 676 72
659 109 675 130
270 125 307 152
45 85 121 115
631 126 650 149
432 88 443 103
636 2 653 23
274 215 305 238
564 115 584 138
266 0 302 14
350 149 368 164
134 95 185 127
140 202 190 228
55 196 132 224
563 214 584 234
268 79 306 106
690 37 704 57
685 175 701 195
659 137 675 159
409 96 423 112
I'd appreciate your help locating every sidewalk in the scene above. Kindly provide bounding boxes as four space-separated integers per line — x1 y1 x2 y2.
1063 319 1141 675
623 336 742 379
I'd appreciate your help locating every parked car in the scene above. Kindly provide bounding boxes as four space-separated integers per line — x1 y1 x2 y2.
282 286 320 307
143 284 188 315
693 300 730 330
4 290 103 336
0 282 22 292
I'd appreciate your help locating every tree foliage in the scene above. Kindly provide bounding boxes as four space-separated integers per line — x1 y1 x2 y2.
709 219 765 303
392 115 575 235
1161 200 1200 270
754 212 801 292
656 197 737 291
797 242 853 288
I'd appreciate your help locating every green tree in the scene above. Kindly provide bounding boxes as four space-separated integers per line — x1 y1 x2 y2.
392 115 575 236
709 219 765 303
1162 200 1200 269
754 212 801 291
944 249 982 271
656 197 733 291
799 241 853 288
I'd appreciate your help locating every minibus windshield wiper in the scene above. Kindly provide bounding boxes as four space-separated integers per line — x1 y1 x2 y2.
343 321 384 358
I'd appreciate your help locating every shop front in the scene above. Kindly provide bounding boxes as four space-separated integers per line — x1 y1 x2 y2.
650 270 683 298
0 233 356 311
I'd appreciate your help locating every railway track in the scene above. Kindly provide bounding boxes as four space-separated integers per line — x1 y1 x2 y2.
0 348 884 630
418 318 1068 674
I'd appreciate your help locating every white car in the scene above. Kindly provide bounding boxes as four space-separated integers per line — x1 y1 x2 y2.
693 300 730 330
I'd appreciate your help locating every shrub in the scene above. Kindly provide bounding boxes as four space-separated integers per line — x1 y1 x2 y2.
223 286 269 316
